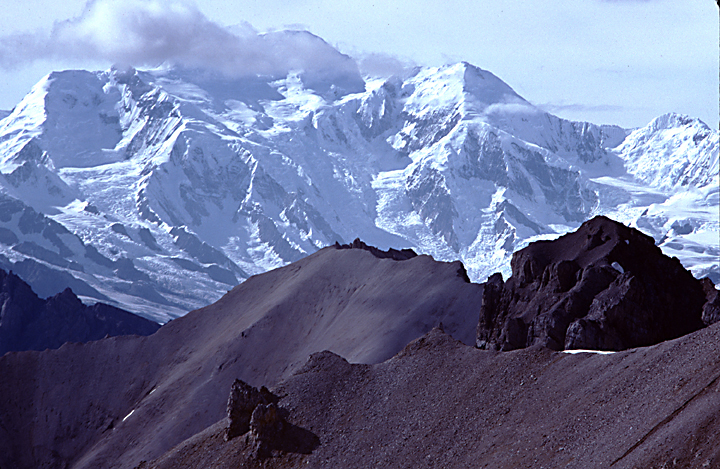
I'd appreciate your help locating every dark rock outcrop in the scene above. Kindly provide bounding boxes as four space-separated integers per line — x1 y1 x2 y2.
334 238 417 261
249 402 290 458
223 379 318 460
477 216 706 351
225 379 279 441
0 268 159 355
333 238 482 282
701 277 720 326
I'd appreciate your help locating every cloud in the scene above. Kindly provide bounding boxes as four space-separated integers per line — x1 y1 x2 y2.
538 103 625 114
0 0 360 80
355 52 416 79
483 102 542 116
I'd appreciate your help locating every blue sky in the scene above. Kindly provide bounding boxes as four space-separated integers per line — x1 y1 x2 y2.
0 0 717 129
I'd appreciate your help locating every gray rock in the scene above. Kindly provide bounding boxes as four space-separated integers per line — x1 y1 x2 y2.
0 268 159 356
700 277 720 326
224 379 278 441
249 402 289 458
334 238 417 261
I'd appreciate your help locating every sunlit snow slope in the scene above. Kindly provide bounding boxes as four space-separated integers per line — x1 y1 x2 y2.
0 50 717 322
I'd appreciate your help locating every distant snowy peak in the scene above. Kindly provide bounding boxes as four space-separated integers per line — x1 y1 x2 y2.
647 113 710 133
260 30 365 97
0 69 128 172
0 53 717 322
618 113 719 190
376 63 617 168
402 62 525 113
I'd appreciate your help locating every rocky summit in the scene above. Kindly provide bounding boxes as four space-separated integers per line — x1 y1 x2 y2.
476 216 708 351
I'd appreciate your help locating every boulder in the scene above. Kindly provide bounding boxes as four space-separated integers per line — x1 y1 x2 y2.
250 402 290 458
476 216 706 351
223 379 318 460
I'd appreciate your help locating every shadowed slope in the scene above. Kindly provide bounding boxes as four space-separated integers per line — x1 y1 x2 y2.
0 268 159 356
0 244 482 469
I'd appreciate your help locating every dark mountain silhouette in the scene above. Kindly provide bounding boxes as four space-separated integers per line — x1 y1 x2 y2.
0 268 159 356
0 218 718 468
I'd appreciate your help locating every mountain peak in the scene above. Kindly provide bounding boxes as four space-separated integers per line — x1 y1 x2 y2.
458 62 524 104
478 215 707 351
647 112 710 133
0 267 159 356
406 62 525 111
619 111 719 190
0 59 716 320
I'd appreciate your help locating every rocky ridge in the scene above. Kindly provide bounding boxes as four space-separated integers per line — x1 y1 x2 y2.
148 325 720 469
0 242 482 469
0 267 159 356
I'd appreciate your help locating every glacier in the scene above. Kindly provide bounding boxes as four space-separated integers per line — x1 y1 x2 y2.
0 57 717 323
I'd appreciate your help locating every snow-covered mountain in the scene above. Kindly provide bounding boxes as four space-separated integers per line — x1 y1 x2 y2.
0 49 717 322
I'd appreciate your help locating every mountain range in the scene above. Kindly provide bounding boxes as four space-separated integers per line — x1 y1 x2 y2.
0 33 717 324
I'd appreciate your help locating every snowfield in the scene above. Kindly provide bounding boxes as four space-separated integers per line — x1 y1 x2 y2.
0 56 717 322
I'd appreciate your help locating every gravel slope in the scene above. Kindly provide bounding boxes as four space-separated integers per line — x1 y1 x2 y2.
151 324 720 468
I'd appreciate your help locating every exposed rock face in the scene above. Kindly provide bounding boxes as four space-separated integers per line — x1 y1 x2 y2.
477 216 706 351
225 379 278 441
0 268 159 355
250 403 286 438
701 278 720 326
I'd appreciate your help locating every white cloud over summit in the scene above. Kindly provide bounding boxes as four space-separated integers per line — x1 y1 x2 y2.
0 0 358 78
0 0 716 128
